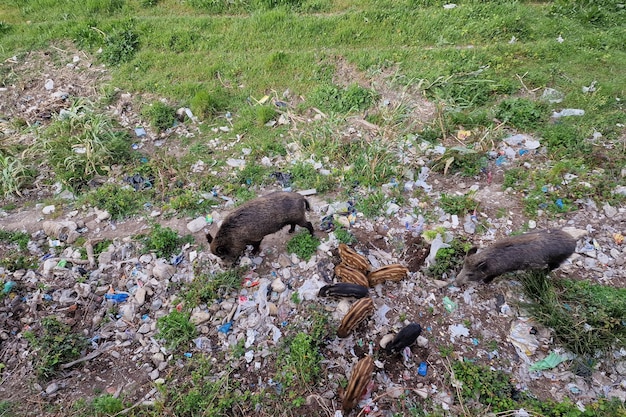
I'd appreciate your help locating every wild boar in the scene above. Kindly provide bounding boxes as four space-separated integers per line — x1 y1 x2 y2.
206 191 314 262
384 323 422 354
455 229 576 284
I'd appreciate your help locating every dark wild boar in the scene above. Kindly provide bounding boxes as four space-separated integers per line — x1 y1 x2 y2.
206 191 314 263
384 323 422 354
455 229 576 284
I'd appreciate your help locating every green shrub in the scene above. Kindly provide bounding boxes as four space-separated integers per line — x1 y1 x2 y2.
309 83 379 114
140 223 193 259
80 184 147 220
286 230 320 260
143 101 176 132
156 310 197 351
439 193 478 215
496 98 547 130
256 105 277 125
92 394 124 415
190 88 228 120
23 316 88 379
101 20 139 66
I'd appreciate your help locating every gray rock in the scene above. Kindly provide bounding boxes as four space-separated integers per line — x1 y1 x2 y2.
138 323 152 334
149 369 160 380
187 216 208 233
153 262 175 280
45 382 59 395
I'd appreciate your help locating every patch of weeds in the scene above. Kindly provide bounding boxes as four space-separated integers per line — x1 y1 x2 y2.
185 266 244 306
23 316 89 379
309 83 379 114
256 105 277 126
495 97 547 130
333 225 356 244
233 186 257 204
34 101 134 192
439 192 479 215
164 189 218 218
355 190 386 218
278 332 322 388
541 123 591 156
0 400 14 415
237 163 272 186
143 101 176 132
93 239 113 256
0 152 34 197
432 148 487 177
502 166 530 189
101 19 139 66
286 230 320 261
80 184 147 220
166 357 253 416
0 230 30 251
0 251 37 271
291 291 301 304
422 72 499 108
427 237 472 278
451 360 519 412
418 125 444 143
190 88 228 120
446 108 491 129
451 359 626 416
289 161 336 193
140 223 194 259
520 272 626 357
438 345 454 358
156 310 197 351
91 394 125 415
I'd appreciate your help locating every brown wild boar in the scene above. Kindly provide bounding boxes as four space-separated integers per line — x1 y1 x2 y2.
206 191 314 263
455 229 576 284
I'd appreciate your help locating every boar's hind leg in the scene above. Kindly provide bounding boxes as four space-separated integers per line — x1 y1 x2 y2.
301 220 314 235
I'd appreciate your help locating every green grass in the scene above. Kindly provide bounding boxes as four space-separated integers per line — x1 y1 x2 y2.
139 223 194 259
184 266 245 307
286 230 319 261
23 316 89 380
156 310 197 351
520 272 626 359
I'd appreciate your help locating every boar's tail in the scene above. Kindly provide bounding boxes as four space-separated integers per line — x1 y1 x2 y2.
304 198 311 211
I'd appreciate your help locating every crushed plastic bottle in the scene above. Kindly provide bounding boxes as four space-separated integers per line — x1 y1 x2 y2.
2 281 17 294
105 292 130 303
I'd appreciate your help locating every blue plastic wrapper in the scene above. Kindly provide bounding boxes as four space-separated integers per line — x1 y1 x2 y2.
105 292 130 303
418 361 428 376
218 322 232 333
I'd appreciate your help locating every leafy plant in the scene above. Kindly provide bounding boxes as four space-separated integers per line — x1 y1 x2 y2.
256 105 277 126
92 394 125 415
0 230 30 251
278 332 322 387
427 237 472 278
140 223 193 259
184 267 244 306
156 310 197 351
520 272 626 357
439 193 479 215
334 225 356 244
355 190 386 218
80 184 148 220
143 101 176 132
496 97 547 130
286 230 320 261
102 19 140 66
23 316 89 379
309 83 379 114
190 88 228 120
0 153 33 197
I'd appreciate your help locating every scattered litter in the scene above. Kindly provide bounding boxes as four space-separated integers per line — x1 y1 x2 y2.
105 292 130 303
442 297 457 313
2 281 16 294
418 361 428 376
218 322 233 333
425 234 450 267
449 324 469 342
134 127 146 137
508 319 540 363
582 81 597 93
529 352 568 372
541 88 564 103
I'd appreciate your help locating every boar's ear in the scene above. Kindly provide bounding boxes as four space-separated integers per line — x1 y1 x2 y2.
467 246 478 256
215 245 227 256
206 233 213 244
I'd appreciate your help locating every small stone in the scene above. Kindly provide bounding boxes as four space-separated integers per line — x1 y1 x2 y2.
190 311 212 325
528 220 537 229
151 299 163 311
415 388 429 399
149 369 160 380
135 287 147 306
604 203 618 218
268 302 278 316
387 385 405 399
42 205 55 215
187 216 208 233
138 323 152 334
416 335 429 348
271 278 286 293
45 382 59 395
152 352 165 367
74 283 91 298
153 262 175 280
95 208 111 221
